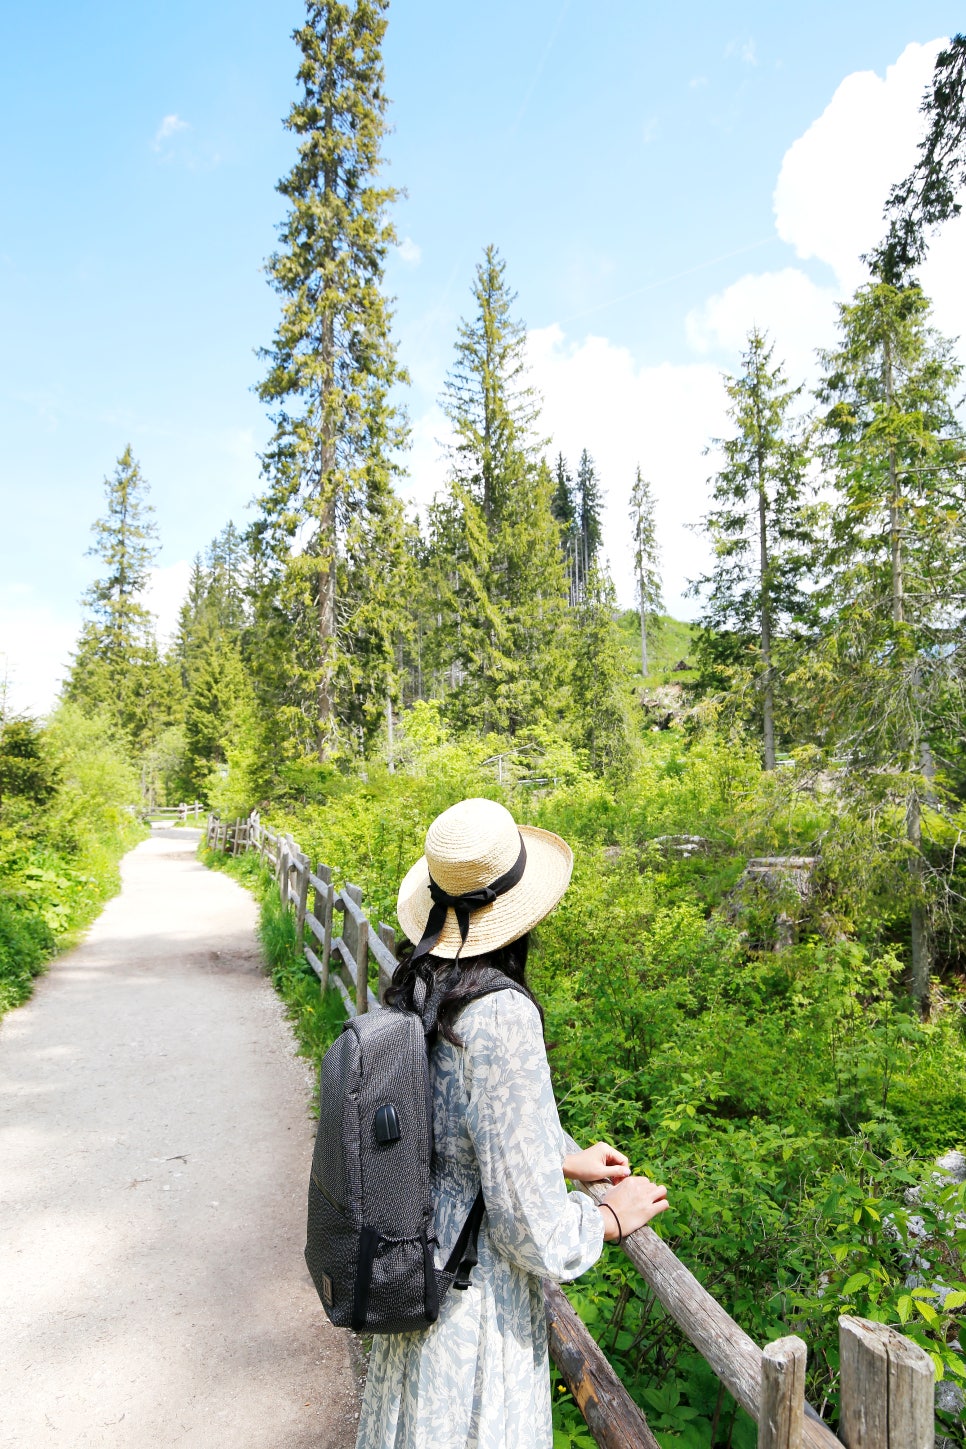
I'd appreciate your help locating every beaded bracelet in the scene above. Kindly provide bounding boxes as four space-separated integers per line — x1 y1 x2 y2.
600 1201 624 1247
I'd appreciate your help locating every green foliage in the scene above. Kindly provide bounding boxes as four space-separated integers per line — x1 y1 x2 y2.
0 895 55 1014
254 0 408 759
424 247 569 737
64 447 179 754
814 281 966 1009
242 716 966 1442
0 704 144 1019
871 34 966 283
629 466 664 678
568 567 632 779
691 329 813 767
0 717 59 813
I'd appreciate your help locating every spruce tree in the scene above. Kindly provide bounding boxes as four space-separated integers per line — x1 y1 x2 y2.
338 486 416 753
569 564 630 777
428 248 567 734
207 522 248 637
816 282 966 1011
575 449 604 599
65 447 177 752
690 330 812 769
182 641 251 796
629 467 663 677
551 452 578 603
443 246 541 523
255 0 407 759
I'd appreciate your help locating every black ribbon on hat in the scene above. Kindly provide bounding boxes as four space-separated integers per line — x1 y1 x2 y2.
410 833 528 965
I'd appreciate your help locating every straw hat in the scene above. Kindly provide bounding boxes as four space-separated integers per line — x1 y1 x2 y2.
397 798 573 960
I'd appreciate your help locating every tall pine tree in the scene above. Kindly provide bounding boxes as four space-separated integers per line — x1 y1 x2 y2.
427 248 567 734
65 448 177 753
691 330 812 769
629 467 663 677
255 0 408 760
574 449 604 600
816 282 966 1012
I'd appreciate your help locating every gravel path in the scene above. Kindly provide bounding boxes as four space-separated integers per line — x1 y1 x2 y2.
0 828 361 1449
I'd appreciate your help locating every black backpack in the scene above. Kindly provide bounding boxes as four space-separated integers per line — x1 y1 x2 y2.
304 968 526 1334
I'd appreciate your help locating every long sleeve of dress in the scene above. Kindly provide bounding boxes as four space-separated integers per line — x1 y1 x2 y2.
461 991 603 1282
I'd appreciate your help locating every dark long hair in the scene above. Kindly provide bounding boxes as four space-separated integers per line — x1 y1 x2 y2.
385 932 542 1046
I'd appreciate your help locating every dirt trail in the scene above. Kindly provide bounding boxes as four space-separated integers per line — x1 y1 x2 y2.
0 829 361 1449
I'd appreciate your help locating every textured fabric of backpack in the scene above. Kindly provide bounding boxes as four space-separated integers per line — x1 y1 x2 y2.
304 972 524 1334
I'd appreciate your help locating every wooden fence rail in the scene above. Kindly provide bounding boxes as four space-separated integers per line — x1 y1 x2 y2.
144 800 205 822
206 810 937 1449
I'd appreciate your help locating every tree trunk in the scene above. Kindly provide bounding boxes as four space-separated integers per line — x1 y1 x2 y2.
318 308 337 760
884 336 904 626
885 334 929 1010
639 602 648 678
756 404 776 771
907 787 931 1015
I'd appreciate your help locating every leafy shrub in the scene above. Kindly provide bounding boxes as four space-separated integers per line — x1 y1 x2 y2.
0 895 55 1013
0 703 143 1020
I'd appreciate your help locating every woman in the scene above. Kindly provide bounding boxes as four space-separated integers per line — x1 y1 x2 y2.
355 797 669 1449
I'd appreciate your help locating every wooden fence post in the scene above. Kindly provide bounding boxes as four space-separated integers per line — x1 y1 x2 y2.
315 864 333 992
758 1336 806 1449
377 923 397 1001
277 836 288 903
343 884 368 1015
885 1328 934 1448
839 1316 933 1449
295 858 309 952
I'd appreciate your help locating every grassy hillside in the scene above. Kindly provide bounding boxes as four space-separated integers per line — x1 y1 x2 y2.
616 609 698 688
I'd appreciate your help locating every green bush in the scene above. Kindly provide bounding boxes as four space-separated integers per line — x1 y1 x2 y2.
0 703 144 1020
0 895 55 1013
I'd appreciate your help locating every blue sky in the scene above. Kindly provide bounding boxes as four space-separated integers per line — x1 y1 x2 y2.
2 0 964 713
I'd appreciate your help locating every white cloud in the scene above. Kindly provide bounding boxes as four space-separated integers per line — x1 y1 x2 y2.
397 237 422 266
403 332 727 617
725 38 757 65
683 39 966 383
774 40 943 291
0 562 194 718
685 267 838 384
152 113 190 152
0 586 78 718
526 326 727 615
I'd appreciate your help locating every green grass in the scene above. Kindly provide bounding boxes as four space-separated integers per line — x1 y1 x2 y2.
616 610 697 689
0 822 146 1021
200 846 348 1096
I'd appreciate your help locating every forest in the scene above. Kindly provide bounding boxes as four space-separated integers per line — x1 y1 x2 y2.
2 5 966 1446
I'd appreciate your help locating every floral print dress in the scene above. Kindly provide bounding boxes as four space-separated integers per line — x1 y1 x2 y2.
354 989 604 1449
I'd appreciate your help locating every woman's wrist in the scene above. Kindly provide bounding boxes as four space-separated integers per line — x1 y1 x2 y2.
598 1201 623 1244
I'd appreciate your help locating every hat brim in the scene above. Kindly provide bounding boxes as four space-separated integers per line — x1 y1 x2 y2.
396 825 573 960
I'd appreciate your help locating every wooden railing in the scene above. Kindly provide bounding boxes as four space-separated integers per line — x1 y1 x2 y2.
144 801 205 823
206 810 937 1449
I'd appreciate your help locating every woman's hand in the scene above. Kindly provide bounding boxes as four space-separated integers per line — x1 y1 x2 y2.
563 1141 631 1184
598 1176 669 1241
